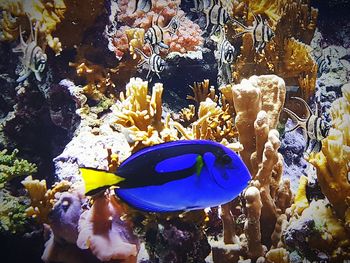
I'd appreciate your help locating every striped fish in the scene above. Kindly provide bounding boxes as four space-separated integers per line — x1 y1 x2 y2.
134 48 165 80
203 0 230 35
144 13 181 54
132 0 152 13
232 12 274 52
217 29 235 69
283 97 330 155
12 19 47 82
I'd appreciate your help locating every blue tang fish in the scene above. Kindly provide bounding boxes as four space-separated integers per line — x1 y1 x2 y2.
80 140 251 212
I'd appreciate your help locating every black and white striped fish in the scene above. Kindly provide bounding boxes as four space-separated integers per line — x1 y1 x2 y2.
132 0 152 13
144 13 181 54
12 19 47 82
232 12 275 52
134 48 165 80
217 29 235 69
283 97 330 155
203 0 230 35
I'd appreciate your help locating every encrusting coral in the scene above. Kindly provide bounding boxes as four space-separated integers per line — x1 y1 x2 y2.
111 0 203 59
308 83 350 226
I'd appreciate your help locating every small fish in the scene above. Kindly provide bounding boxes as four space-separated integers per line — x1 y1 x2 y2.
203 0 230 35
144 11 181 54
80 140 251 212
12 18 47 82
283 97 330 155
217 28 235 69
132 0 152 13
134 47 165 80
232 12 275 52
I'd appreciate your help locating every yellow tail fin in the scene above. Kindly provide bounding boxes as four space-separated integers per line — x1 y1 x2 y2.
79 168 125 195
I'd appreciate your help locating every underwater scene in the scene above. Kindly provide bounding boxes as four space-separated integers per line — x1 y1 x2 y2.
0 0 350 262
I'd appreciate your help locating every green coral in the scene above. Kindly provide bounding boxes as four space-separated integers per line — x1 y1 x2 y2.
0 190 30 234
0 149 37 188
0 149 37 234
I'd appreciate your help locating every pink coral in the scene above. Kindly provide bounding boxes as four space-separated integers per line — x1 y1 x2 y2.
112 0 203 58
77 191 139 262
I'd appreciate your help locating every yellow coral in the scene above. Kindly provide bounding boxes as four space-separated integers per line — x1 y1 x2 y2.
309 84 350 221
125 28 145 59
113 78 178 152
291 175 309 215
0 0 66 54
21 176 71 224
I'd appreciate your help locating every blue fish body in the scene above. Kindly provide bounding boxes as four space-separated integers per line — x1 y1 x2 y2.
115 140 251 212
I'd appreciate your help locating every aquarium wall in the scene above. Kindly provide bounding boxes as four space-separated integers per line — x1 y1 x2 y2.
0 0 349 262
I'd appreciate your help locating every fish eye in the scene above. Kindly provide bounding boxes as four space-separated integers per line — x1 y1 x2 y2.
219 154 232 165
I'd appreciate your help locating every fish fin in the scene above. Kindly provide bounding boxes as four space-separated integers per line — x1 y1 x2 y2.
134 48 148 59
34 71 42 82
158 42 169 49
16 70 31 82
80 168 125 195
196 155 204 176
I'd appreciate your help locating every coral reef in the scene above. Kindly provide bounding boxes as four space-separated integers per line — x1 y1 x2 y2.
308 83 350 223
0 148 37 187
142 217 211 262
231 0 318 100
22 176 71 224
77 191 139 262
0 0 66 54
112 77 178 152
111 0 203 59
0 149 37 234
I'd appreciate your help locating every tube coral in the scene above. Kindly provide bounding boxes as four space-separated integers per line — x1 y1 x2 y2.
244 186 264 259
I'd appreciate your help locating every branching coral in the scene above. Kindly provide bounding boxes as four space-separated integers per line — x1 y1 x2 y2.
111 0 203 59
112 77 178 152
309 83 350 225
0 149 36 234
21 176 71 224
0 0 66 54
77 191 139 262
231 0 318 100
173 80 241 151
0 189 30 234
69 61 117 103
0 148 37 187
